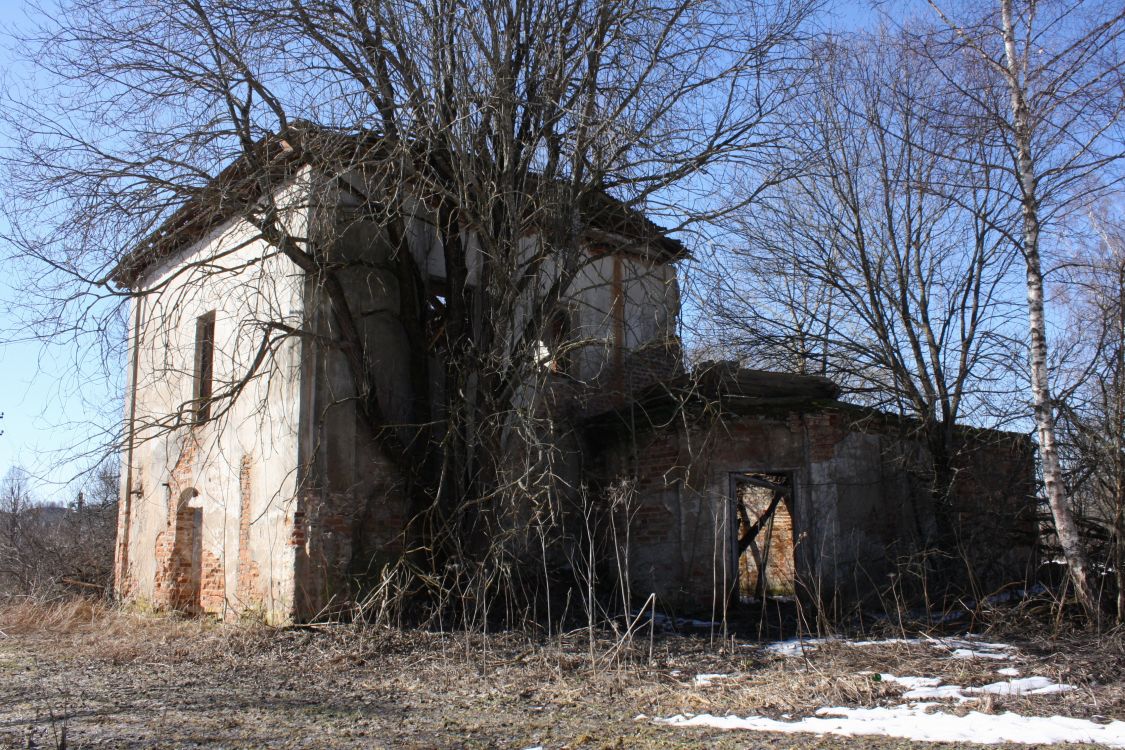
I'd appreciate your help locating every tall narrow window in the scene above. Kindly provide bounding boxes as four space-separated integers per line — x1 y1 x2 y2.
193 311 215 423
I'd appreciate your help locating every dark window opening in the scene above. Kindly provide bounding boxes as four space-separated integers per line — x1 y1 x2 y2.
542 306 575 376
193 311 216 423
425 287 448 352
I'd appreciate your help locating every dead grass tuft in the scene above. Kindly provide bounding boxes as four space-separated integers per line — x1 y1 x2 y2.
0 595 283 667
0 595 110 635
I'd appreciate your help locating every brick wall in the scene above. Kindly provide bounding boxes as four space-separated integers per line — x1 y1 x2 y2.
590 402 1036 613
199 548 226 614
152 433 201 612
736 483 796 598
291 471 408 618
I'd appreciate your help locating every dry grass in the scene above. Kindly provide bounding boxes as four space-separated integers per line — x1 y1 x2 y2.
2 597 1124 748
0 595 277 666
0 596 111 636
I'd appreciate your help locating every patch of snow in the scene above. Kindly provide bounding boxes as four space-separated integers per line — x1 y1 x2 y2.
964 677 1075 697
950 647 1014 660
761 638 826 656
998 667 1021 677
655 705 1125 747
936 638 1017 661
903 684 973 700
877 674 943 689
891 675 1074 702
693 673 733 686
762 636 924 655
870 672 1072 702
762 635 1021 664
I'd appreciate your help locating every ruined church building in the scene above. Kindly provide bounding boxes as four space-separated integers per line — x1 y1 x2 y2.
113 131 1037 624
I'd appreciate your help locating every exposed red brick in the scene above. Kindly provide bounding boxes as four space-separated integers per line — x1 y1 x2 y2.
736 484 796 597
236 454 262 608
200 548 226 614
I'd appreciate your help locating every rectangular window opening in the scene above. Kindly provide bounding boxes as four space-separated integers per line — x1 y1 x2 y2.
193 311 216 423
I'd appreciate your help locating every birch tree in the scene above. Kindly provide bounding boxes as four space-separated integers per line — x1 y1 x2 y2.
921 0 1125 616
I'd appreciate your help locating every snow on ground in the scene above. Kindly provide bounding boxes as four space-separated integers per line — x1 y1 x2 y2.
655 705 1125 747
900 683 969 700
762 634 1017 660
896 674 1075 701
946 641 1016 660
965 677 1076 698
689 636 1099 746
760 638 829 656
876 674 943 689
692 673 733 687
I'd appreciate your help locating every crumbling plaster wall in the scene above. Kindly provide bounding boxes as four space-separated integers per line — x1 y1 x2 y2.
595 406 1036 613
116 172 312 623
566 251 679 386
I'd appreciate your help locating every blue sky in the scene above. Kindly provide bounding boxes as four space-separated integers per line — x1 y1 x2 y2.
0 0 115 501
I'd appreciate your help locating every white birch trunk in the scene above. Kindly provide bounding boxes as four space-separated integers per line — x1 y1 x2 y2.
1000 0 1098 617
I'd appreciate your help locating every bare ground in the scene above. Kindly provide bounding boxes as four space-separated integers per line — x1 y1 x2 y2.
1 601 1123 749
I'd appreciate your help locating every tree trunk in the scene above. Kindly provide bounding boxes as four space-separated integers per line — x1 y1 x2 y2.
1000 0 1098 617
1115 262 1125 623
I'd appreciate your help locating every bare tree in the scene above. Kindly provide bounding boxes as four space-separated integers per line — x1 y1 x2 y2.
0 463 118 597
922 0 1125 616
2 0 819 618
0 467 35 591
708 31 1022 521
1055 204 1125 622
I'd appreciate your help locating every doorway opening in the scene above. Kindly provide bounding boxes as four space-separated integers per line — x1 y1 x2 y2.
172 488 203 614
731 472 795 602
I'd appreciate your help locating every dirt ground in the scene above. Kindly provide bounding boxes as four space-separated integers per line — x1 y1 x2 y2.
1 602 1123 749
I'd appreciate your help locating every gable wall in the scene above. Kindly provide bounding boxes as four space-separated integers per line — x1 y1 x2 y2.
116 172 313 623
